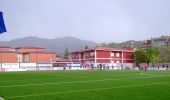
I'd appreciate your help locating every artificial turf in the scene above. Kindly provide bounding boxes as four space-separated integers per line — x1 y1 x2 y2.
0 70 170 100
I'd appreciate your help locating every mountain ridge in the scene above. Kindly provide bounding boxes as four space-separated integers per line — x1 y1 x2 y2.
0 36 98 53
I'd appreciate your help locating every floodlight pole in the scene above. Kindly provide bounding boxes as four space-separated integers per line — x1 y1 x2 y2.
36 48 37 67
122 47 124 68
0 53 2 68
161 35 170 63
18 49 21 68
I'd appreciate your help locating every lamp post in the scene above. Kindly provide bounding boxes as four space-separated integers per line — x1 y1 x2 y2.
18 48 21 68
131 41 134 50
36 48 37 67
166 36 170 48
161 35 170 48
161 35 170 63
0 53 2 68
121 45 124 69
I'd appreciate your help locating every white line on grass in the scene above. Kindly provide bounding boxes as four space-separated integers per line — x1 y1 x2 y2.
0 78 56 83
0 75 170 88
0 97 4 100
5 81 170 99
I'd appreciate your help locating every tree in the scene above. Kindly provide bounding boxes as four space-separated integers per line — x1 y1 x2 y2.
85 45 88 49
101 43 108 47
63 47 69 59
132 50 149 66
159 46 170 63
146 47 160 63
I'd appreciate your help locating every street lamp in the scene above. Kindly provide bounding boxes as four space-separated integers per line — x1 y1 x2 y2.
121 45 124 69
131 41 134 50
161 35 170 63
161 35 170 48
0 53 2 68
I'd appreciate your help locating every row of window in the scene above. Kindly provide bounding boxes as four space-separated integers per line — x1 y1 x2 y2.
71 54 79 58
85 52 95 56
72 52 121 58
111 53 120 57
72 52 95 58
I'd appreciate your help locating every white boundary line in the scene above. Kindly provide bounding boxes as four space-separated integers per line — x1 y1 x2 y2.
0 78 56 83
5 81 170 99
0 75 170 88
0 97 4 100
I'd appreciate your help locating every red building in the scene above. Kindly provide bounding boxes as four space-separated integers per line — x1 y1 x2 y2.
142 40 153 50
15 47 56 63
0 46 56 64
71 47 134 64
0 46 18 63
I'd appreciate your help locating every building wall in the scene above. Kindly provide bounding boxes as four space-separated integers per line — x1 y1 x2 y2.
0 47 10 51
0 46 57 64
71 52 79 59
0 47 15 51
0 53 18 63
28 53 55 63
23 54 29 63
96 50 110 63
96 50 110 58
71 49 134 64
96 59 110 63
81 53 84 61
18 48 45 53
111 51 121 63
110 51 133 63
84 51 95 59
123 52 133 63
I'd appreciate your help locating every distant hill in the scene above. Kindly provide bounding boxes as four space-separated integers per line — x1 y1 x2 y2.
0 36 98 53
102 40 143 49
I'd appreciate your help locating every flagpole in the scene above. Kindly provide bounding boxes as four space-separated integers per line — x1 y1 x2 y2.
0 53 2 68
0 11 7 34
0 11 7 68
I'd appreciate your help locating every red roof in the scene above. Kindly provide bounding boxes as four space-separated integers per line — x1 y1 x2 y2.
71 46 133 53
22 51 56 54
0 51 17 53
56 59 72 62
0 46 11 48
16 46 45 49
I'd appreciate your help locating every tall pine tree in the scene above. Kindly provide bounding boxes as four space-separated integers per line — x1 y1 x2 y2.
85 45 88 49
63 47 69 59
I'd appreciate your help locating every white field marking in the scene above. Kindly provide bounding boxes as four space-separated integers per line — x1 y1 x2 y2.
0 78 56 83
0 97 4 100
5 81 170 99
0 75 170 88
0 71 169 83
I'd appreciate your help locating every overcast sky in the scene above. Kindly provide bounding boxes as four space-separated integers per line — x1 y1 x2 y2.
0 0 170 43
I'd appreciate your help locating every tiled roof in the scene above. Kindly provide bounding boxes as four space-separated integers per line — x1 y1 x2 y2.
0 46 11 48
16 46 45 49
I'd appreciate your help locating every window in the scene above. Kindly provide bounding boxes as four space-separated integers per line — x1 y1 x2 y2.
23 54 29 63
85 52 90 56
90 52 95 56
72 54 79 58
17 54 23 62
116 53 120 57
111 53 114 57
111 61 114 63
116 61 120 63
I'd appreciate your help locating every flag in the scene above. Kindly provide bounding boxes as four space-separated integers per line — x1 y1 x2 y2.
0 11 7 34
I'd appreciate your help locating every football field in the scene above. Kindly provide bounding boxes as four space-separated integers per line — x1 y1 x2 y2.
0 70 170 100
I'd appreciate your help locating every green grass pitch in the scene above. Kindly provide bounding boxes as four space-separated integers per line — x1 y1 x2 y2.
0 70 170 100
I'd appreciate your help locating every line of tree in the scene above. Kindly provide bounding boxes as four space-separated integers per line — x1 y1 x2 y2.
63 47 69 59
132 46 170 66
63 45 89 59
159 46 170 63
